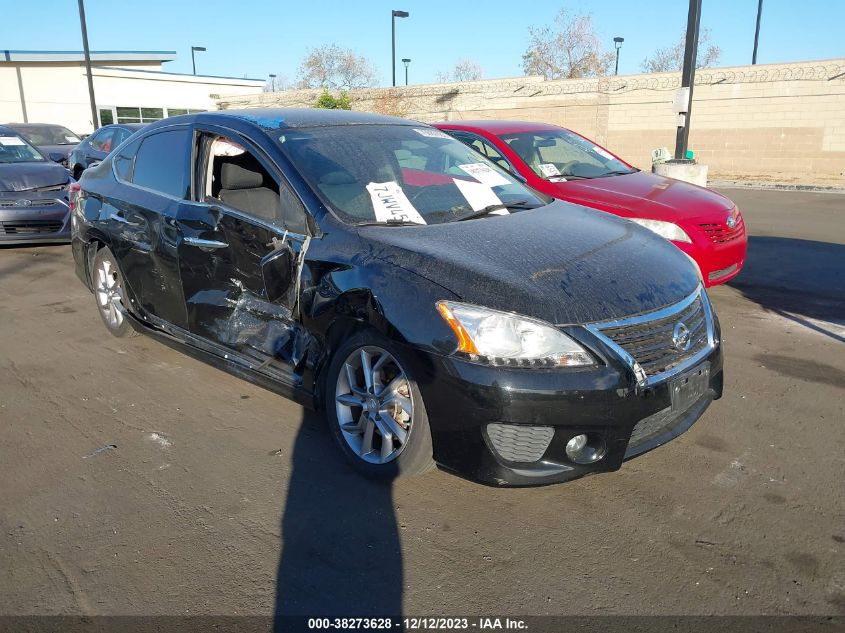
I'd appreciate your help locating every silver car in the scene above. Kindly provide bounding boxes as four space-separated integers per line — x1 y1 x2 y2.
0 125 71 245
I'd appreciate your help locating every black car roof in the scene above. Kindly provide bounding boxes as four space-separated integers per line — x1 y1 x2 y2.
0 125 24 136
154 108 420 131
5 122 72 129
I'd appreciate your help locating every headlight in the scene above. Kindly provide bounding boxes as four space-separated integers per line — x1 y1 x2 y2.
436 301 595 367
629 218 691 243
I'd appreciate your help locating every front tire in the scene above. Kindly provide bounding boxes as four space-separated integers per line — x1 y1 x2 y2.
92 246 137 338
325 330 434 479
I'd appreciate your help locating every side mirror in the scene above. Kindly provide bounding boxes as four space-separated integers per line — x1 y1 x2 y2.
48 152 66 163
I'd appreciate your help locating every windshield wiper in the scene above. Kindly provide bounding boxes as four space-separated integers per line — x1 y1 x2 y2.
594 169 639 178
456 200 539 222
356 218 424 227
549 174 593 180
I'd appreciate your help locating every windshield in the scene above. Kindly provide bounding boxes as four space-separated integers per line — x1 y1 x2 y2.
0 135 45 163
10 124 81 146
500 130 637 180
276 125 548 225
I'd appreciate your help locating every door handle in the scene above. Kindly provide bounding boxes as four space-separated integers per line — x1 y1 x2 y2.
183 236 228 249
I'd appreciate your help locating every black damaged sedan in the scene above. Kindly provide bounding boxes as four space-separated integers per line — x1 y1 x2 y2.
71 109 722 486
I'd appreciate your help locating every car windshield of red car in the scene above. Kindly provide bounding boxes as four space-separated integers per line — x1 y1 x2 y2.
500 130 636 181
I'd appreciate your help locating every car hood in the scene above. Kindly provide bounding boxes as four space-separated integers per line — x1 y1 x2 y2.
552 170 735 223
0 161 70 192
358 200 700 325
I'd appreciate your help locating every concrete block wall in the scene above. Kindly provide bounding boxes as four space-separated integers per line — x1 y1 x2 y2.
217 59 845 183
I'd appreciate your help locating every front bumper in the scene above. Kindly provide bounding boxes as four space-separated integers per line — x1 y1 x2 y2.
408 339 723 487
0 190 71 245
677 222 747 287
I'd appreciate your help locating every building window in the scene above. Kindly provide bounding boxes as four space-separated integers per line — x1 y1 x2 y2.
115 107 164 124
97 107 207 128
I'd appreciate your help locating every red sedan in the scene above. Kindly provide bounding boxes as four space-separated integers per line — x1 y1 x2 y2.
434 120 746 287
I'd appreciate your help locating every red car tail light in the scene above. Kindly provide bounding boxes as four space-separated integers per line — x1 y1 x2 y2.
67 181 81 212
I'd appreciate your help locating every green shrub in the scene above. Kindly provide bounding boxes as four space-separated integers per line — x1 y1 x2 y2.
314 89 352 110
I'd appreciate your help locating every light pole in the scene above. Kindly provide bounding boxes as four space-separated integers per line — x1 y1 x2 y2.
191 46 206 75
402 58 411 86
268 73 277 92
613 37 624 76
675 0 702 160
77 0 98 129
752 0 764 64
391 10 409 87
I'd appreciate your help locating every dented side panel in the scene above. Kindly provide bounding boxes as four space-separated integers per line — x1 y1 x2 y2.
177 206 315 383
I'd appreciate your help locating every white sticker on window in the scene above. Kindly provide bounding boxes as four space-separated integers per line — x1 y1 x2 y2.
538 163 561 177
0 136 26 146
549 176 568 183
65 135 80 143
453 178 504 212
413 127 452 139
366 181 426 225
592 146 614 160
457 162 510 187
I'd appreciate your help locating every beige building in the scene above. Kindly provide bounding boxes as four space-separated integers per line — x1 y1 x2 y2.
1 50 264 134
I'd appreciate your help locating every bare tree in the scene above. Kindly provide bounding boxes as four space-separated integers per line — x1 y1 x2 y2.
296 44 378 90
436 59 484 83
522 9 614 79
640 28 721 73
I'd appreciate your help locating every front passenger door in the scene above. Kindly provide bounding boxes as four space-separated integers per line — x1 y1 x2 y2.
176 128 311 377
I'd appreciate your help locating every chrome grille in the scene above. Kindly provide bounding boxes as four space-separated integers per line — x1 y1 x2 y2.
0 199 59 208
587 287 715 385
0 221 64 235
699 217 745 244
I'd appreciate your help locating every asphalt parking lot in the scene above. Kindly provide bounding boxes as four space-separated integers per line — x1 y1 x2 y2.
1 188 843 617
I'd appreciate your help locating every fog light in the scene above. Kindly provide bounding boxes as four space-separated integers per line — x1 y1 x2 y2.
566 433 606 464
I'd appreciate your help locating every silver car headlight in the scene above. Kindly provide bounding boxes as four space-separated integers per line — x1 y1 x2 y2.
629 218 692 243
436 301 595 367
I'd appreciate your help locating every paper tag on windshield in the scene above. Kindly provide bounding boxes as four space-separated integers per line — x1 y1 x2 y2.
413 127 452 139
592 146 614 160
457 163 510 188
65 135 79 143
453 178 504 212
0 136 25 146
366 182 426 224
538 163 561 177
549 176 568 182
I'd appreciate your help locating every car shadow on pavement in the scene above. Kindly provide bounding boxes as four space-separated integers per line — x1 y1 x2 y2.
728 235 845 344
274 409 403 629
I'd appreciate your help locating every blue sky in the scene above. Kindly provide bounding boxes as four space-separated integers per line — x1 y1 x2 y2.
5 0 844 85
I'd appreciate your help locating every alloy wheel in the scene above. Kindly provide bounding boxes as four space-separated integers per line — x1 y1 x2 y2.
95 258 126 329
335 345 414 464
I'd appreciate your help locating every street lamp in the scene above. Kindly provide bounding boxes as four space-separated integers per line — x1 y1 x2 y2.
77 0 98 128
391 10 409 87
613 37 624 76
402 58 411 86
268 73 277 92
752 0 764 64
191 46 206 75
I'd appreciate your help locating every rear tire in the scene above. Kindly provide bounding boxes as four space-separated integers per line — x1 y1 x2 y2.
324 329 434 480
91 246 137 338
